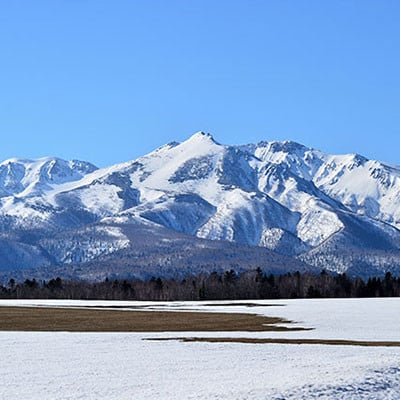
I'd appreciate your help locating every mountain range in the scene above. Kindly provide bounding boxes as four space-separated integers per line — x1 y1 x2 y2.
1 131 400 281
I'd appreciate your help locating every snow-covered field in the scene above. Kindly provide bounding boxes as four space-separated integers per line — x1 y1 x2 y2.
1 298 400 399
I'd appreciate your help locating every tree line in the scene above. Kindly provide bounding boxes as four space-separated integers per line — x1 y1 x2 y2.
1 269 399 301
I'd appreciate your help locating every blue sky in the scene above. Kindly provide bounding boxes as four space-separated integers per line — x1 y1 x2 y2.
0 0 399 167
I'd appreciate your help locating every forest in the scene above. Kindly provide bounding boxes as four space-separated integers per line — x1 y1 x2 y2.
1 269 399 301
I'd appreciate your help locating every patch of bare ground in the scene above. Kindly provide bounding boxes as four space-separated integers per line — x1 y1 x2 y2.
203 303 285 307
0 306 307 332
145 337 400 347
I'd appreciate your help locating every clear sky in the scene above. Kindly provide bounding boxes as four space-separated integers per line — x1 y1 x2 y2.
0 0 399 167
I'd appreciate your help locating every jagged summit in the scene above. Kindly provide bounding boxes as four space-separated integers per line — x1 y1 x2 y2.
0 157 98 198
186 131 220 145
1 132 400 279
256 139 310 152
0 156 98 168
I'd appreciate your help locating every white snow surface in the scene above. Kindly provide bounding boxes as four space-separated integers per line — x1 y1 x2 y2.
1 298 400 399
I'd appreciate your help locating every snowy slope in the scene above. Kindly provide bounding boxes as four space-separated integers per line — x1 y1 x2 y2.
314 155 400 228
250 140 400 231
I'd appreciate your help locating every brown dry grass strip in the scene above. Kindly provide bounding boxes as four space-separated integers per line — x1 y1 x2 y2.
0 306 307 332
146 337 400 347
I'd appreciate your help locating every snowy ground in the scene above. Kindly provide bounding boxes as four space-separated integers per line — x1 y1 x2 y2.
1 298 400 399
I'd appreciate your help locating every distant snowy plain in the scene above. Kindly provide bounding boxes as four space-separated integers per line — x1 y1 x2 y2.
1 298 399 399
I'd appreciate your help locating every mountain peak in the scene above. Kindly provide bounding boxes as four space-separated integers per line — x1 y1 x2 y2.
188 131 219 144
267 140 311 153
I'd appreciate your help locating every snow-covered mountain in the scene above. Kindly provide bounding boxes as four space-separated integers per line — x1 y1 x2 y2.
1 132 400 280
